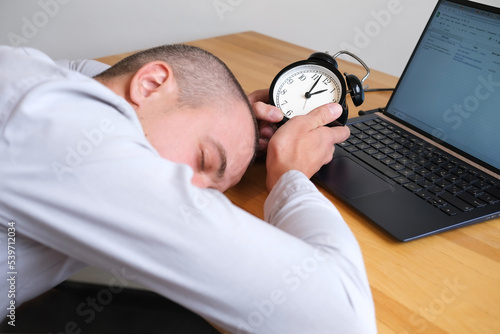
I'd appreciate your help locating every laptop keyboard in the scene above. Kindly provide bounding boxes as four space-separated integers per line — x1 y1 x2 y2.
338 118 500 216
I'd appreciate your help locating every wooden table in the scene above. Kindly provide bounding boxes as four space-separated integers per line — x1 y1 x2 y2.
97 31 500 334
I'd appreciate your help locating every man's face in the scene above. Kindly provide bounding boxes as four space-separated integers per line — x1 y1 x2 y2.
145 101 256 192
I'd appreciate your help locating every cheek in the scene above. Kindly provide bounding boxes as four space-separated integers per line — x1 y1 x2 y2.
157 142 197 171
228 142 255 180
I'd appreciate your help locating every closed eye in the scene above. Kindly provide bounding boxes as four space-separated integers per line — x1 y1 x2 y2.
200 149 205 171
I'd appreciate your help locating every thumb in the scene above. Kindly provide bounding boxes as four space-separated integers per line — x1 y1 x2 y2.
301 103 343 130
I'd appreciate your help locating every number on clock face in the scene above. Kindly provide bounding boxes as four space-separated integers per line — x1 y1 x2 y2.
273 64 342 118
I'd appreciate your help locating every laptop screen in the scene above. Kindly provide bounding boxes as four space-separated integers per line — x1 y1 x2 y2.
385 0 500 172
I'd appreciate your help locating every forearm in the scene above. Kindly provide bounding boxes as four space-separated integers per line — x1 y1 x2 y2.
264 170 376 333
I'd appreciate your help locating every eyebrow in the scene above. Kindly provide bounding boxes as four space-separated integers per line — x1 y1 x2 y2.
209 138 227 180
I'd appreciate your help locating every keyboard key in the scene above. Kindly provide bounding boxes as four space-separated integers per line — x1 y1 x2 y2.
372 153 386 160
391 163 405 171
408 174 424 182
428 196 447 208
475 180 490 189
353 122 370 131
381 158 396 166
389 143 403 150
348 126 361 135
445 174 459 183
344 145 359 153
455 179 471 189
399 169 414 177
364 148 378 155
429 185 445 195
394 176 409 184
478 192 499 204
364 138 377 145
458 192 486 208
418 180 434 188
352 150 400 179
486 186 500 199
427 174 441 182
447 185 463 195
356 143 370 150
435 170 450 178
388 152 403 160
397 157 412 165
439 192 474 212
441 206 458 216
380 147 394 155
443 162 457 170
349 138 362 145
416 190 432 200
467 186 483 196
435 179 452 188
461 173 478 183
404 182 422 192
417 169 432 177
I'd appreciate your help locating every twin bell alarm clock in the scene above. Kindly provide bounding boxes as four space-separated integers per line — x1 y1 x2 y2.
269 50 370 127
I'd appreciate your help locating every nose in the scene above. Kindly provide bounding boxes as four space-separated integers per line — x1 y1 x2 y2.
191 172 211 189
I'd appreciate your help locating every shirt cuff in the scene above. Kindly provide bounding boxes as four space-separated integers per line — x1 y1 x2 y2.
264 170 320 223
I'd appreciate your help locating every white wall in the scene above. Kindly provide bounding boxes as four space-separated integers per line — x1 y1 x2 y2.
1 0 498 77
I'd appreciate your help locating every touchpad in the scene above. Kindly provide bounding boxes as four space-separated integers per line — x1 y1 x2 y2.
316 157 392 199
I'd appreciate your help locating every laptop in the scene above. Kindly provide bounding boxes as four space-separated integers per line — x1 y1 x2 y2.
314 0 500 241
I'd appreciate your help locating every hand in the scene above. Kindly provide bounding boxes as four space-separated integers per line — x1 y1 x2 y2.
265 103 350 191
248 89 284 156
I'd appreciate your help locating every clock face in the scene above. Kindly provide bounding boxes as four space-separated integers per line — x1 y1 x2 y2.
272 64 343 119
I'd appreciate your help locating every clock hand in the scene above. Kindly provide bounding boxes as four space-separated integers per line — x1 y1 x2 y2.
303 88 329 110
308 89 328 96
305 75 322 99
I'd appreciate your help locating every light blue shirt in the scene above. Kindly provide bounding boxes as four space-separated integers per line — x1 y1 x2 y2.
0 46 376 334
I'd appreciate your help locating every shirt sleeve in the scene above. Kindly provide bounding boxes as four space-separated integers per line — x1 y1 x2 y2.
0 47 376 334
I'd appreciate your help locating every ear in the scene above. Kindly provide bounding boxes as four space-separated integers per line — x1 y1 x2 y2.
128 61 175 107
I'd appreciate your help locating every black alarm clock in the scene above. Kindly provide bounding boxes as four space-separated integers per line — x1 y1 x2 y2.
269 50 370 127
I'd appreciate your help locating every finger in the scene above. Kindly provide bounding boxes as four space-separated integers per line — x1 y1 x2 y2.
248 88 270 104
309 103 343 128
258 138 269 153
289 103 343 131
253 101 283 123
260 124 276 140
319 124 351 147
312 126 349 165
